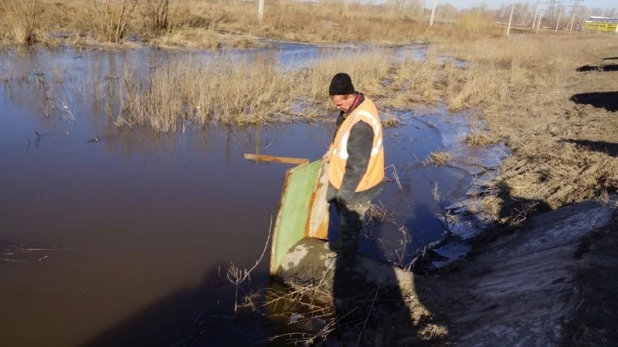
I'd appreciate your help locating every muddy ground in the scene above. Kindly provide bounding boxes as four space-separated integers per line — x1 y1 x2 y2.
276 198 618 346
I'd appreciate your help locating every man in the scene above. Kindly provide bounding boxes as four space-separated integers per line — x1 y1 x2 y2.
324 72 385 263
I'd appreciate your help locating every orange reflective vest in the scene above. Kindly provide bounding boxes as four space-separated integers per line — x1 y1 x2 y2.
328 97 384 192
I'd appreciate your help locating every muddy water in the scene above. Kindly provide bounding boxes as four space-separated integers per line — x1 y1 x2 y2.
0 45 501 346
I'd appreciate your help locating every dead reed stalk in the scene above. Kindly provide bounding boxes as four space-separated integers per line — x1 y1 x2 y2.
226 216 272 316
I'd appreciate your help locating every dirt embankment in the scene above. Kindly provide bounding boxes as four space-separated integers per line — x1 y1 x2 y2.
432 199 618 346
276 198 618 346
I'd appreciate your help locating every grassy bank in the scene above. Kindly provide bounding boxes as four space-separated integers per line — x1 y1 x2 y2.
0 0 500 48
459 39 618 224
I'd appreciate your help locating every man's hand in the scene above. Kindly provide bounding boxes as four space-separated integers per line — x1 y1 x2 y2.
322 151 331 163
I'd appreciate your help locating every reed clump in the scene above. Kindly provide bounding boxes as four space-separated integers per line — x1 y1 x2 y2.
427 150 453 166
93 50 394 131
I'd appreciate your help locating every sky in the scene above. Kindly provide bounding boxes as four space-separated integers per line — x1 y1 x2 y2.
433 0 616 10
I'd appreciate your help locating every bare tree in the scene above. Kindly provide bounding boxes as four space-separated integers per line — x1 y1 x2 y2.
0 0 38 45
141 0 170 34
90 0 139 43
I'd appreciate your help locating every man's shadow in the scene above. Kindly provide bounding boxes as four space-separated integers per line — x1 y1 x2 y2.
560 139 618 157
327 202 449 346
570 92 618 112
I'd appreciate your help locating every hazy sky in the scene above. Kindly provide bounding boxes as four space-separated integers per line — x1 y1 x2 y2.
436 0 616 10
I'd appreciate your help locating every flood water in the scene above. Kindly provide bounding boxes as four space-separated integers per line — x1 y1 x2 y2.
0 43 506 346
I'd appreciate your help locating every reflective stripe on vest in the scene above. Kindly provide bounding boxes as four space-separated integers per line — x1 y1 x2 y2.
332 110 383 160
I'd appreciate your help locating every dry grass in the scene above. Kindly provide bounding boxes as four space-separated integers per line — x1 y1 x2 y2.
382 114 403 128
427 150 453 166
434 37 617 112
464 112 495 147
149 28 258 49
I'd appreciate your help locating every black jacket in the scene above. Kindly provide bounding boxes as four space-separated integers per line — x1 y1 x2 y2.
326 93 383 205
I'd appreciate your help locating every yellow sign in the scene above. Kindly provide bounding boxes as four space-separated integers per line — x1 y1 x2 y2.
585 21 618 33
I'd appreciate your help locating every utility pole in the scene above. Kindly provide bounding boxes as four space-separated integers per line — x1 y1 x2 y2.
258 0 264 22
568 0 582 34
532 1 540 29
548 0 557 19
537 6 545 33
578 9 587 32
555 4 563 31
506 3 515 36
429 0 437 26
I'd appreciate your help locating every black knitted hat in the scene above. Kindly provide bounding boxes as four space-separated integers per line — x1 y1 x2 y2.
328 73 355 96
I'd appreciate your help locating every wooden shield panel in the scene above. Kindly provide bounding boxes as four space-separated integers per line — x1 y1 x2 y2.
270 160 326 275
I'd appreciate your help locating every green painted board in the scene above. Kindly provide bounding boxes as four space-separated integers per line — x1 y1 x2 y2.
270 159 323 275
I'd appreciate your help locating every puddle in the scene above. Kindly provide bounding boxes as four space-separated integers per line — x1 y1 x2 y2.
0 44 508 345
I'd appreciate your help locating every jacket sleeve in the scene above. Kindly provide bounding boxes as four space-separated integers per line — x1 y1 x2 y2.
337 121 374 204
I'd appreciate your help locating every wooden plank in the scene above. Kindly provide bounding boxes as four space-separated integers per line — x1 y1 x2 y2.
269 160 323 275
244 153 309 165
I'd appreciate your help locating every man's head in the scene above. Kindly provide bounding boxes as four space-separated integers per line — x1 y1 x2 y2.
329 73 356 113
